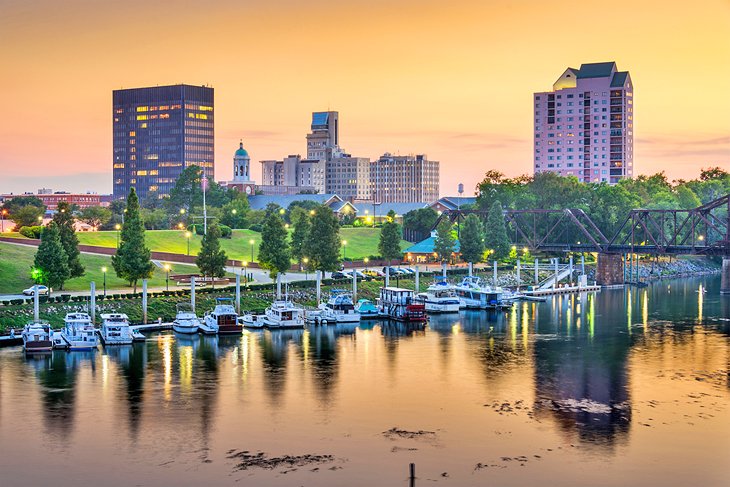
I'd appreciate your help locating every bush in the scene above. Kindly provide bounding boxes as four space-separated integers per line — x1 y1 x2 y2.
219 225 232 238
19 226 42 239
249 223 263 232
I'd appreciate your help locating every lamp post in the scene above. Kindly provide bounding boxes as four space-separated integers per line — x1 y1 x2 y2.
164 264 171 291
342 240 348 260
1 208 6 232
364 257 369 274
243 260 249 287
101 267 107 297
185 231 192 256
37 215 43 224
303 257 309 281
115 223 121 248
249 239 255 262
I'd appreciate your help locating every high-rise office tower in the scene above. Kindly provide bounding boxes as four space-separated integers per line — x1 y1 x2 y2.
371 153 439 203
306 111 339 161
112 84 214 200
533 62 633 184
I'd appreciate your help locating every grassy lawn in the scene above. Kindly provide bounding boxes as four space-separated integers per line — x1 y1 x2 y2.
58 228 410 261
0 242 200 295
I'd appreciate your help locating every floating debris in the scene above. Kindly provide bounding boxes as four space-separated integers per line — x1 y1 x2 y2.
226 450 336 471
382 427 437 440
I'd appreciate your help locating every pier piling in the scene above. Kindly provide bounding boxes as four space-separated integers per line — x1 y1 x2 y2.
90 282 96 324
191 276 196 310
142 279 148 324
235 274 241 313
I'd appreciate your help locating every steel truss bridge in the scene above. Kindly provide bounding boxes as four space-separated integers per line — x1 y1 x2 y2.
435 194 730 256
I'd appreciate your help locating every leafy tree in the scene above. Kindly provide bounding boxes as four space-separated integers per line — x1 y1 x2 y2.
433 218 456 263
484 200 510 260
402 207 438 237
675 185 701 210
78 206 112 229
3 195 45 216
303 205 341 272
459 214 485 264
195 224 228 284
258 208 291 278
111 188 155 292
140 208 169 230
290 207 311 267
52 201 84 279
33 222 69 292
378 210 402 264
166 165 229 216
220 195 250 229
11 205 45 229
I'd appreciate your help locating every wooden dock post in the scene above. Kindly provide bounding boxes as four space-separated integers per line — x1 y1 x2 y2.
534 258 539 284
493 260 497 288
90 281 96 325
468 262 473 277
142 279 148 324
415 266 420 291
385 267 390 288
409 462 416 486
442 262 447 279
516 259 521 290
33 285 39 323
316 271 321 305
352 270 357 301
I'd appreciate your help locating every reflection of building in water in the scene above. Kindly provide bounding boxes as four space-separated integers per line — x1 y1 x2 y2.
34 350 96 440
532 291 632 448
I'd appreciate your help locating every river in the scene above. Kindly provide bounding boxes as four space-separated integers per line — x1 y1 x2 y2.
1 275 729 486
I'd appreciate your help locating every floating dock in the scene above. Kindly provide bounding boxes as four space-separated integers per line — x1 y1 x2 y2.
522 284 601 297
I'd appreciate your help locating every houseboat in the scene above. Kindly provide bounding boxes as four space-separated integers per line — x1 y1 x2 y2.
378 287 427 323
317 290 361 324
264 300 305 329
416 279 460 313
99 313 134 345
454 276 511 310
172 303 201 334
60 312 98 350
203 298 241 334
22 321 53 353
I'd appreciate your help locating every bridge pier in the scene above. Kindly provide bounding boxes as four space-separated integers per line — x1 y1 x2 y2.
596 253 624 287
721 258 730 295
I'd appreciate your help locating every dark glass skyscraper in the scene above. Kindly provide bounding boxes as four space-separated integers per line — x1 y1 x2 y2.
112 84 214 200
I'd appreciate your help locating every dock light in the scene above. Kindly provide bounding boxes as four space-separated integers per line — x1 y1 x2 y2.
101 267 107 296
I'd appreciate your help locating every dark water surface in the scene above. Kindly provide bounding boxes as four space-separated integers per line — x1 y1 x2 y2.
2 276 729 486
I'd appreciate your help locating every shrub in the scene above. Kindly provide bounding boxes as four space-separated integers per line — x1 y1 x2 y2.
249 223 263 232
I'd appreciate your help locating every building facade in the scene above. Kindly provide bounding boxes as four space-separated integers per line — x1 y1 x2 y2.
533 62 633 184
1 192 103 211
306 111 339 161
371 153 439 203
326 156 371 200
112 84 214 200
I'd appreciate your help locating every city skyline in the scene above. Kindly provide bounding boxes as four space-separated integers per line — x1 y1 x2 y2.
1 0 728 195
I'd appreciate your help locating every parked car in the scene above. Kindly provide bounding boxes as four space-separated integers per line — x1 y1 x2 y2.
363 269 386 278
400 267 416 275
382 266 406 276
344 270 368 280
22 285 50 296
331 271 349 280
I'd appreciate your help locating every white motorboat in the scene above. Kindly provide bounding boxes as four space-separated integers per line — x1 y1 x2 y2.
99 313 133 345
202 298 241 334
172 303 201 334
317 290 361 324
22 321 53 353
264 300 305 329
239 313 266 329
417 279 460 313
454 276 510 310
60 312 98 351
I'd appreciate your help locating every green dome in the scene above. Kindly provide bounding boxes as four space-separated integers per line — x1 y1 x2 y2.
235 141 249 158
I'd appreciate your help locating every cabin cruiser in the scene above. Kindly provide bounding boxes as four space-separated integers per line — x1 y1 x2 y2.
416 279 460 313
454 276 510 310
317 290 361 324
22 321 53 353
263 300 305 329
59 312 98 350
378 287 427 322
172 303 201 334
99 313 133 345
202 298 241 334
355 298 379 318
239 313 266 329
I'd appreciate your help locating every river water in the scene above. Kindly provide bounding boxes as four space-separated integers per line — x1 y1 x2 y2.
1 275 729 486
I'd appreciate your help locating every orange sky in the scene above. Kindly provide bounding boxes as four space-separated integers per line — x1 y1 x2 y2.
1 0 728 196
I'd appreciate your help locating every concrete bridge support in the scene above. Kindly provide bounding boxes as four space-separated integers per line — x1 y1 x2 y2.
596 253 624 287
721 258 730 295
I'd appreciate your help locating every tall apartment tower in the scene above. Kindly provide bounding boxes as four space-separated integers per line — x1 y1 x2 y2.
371 154 439 203
533 62 633 184
113 84 214 200
306 111 339 161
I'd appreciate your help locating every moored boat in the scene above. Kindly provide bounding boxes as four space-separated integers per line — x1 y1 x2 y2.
317 290 361 324
378 287 427 323
454 276 510 310
99 313 133 345
203 298 241 334
239 313 266 329
264 300 305 329
417 279 460 313
22 321 53 353
355 298 379 318
172 303 201 334
60 312 98 351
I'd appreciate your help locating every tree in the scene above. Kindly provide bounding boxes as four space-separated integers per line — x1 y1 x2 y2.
111 188 155 292
195 224 228 284
258 208 291 278
459 214 485 264
402 207 438 238
484 200 510 260
220 195 250 229
289 207 311 267
52 202 84 279
33 222 69 293
79 206 112 229
303 205 341 272
378 210 402 264
11 205 45 229
166 165 229 216
433 218 456 263
139 208 169 230
3 195 46 217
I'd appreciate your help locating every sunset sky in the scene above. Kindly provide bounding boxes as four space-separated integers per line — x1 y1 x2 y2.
1 0 728 196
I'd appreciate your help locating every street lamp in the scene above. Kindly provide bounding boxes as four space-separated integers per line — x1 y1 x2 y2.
185 231 192 256
101 267 107 297
303 257 309 281
37 215 43 224
342 240 347 260
364 257 369 274
1 208 6 232
249 239 255 262
177 222 184 230
115 223 121 248
243 260 249 287
164 264 171 291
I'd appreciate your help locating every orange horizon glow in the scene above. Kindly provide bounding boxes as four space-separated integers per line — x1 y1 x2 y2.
0 0 728 195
